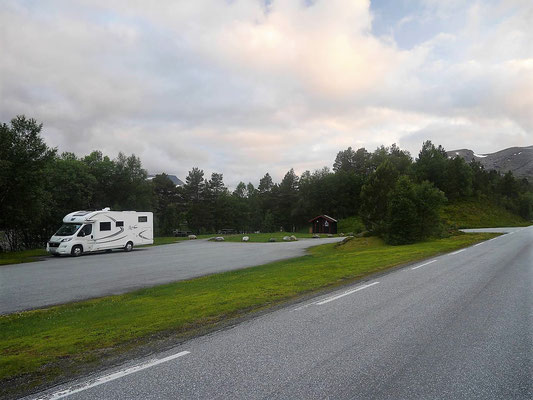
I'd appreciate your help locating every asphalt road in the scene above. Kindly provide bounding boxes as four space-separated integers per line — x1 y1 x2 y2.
31 226 532 400
0 238 343 314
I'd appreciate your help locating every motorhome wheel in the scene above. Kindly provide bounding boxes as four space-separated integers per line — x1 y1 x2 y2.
71 245 83 257
124 241 133 252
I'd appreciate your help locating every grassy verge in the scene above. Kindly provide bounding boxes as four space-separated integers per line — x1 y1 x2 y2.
0 232 496 396
0 249 48 266
441 199 530 228
151 236 183 245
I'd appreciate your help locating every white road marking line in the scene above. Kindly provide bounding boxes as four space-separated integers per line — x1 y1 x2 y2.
316 282 379 305
37 351 190 400
450 249 466 255
473 242 484 247
411 259 437 270
293 303 314 311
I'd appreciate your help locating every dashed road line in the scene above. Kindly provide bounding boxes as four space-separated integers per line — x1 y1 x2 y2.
316 282 379 305
411 259 437 270
293 282 380 311
450 248 466 255
37 351 191 400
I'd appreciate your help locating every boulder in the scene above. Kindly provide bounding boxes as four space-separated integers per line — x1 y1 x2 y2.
242 236 250 242
290 235 298 241
268 238 276 242
215 236 225 241
283 236 291 241
188 234 197 240
312 234 320 239
339 233 345 237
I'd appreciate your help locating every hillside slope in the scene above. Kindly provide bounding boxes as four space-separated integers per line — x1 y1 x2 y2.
447 145 533 180
441 199 529 228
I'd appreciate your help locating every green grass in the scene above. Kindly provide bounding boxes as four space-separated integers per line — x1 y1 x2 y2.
150 236 183 245
0 232 496 394
0 248 48 266
441 199 530 228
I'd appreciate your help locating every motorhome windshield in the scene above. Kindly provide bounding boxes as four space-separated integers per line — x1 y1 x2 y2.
55 223 82 236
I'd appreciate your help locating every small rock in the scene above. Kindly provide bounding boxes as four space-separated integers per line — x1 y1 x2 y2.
327 234 333 237
188 234 197 240
283 236 291 241
339 233 345 237
242 236 249 242
268 238 276 242
215 236 225 241
290 235 298 241
312 234 320 239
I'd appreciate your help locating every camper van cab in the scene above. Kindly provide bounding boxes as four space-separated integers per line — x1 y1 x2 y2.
47 208 153 257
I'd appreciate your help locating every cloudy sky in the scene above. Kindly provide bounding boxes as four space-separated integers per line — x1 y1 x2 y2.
1 0 532 186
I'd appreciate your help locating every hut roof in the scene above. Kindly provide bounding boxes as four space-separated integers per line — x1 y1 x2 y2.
308 215 338 223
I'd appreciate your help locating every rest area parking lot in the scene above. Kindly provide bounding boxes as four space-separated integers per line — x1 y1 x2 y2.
0 237 344 314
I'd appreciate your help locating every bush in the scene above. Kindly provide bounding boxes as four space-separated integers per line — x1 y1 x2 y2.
338 216 365 234
385 177 446 245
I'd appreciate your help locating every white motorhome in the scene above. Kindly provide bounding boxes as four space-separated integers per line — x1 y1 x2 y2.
47 208 153 256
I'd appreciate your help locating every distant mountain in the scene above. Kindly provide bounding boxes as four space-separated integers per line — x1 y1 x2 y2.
147 174 184 186
447 145 533 180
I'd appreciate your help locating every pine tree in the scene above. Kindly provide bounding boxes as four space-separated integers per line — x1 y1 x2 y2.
360 160 399 233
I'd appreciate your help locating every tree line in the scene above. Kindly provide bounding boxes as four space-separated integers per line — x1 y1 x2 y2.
1 115 532 250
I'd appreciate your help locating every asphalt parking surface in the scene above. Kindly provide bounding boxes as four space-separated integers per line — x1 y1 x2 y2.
0 237 344 314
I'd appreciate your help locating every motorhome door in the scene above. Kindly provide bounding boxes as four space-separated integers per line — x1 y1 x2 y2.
77 224 95 252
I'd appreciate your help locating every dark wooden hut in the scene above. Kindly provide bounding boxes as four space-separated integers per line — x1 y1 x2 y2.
309 215 337 234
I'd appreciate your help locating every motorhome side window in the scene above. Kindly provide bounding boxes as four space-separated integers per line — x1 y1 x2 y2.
100 222 111 231
138 216 148 223
116 221 124 227
82 225 92 235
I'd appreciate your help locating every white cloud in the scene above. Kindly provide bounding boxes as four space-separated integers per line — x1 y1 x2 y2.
0 0 532 186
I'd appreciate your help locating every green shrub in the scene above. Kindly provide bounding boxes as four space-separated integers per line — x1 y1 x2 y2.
338 216 365 234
